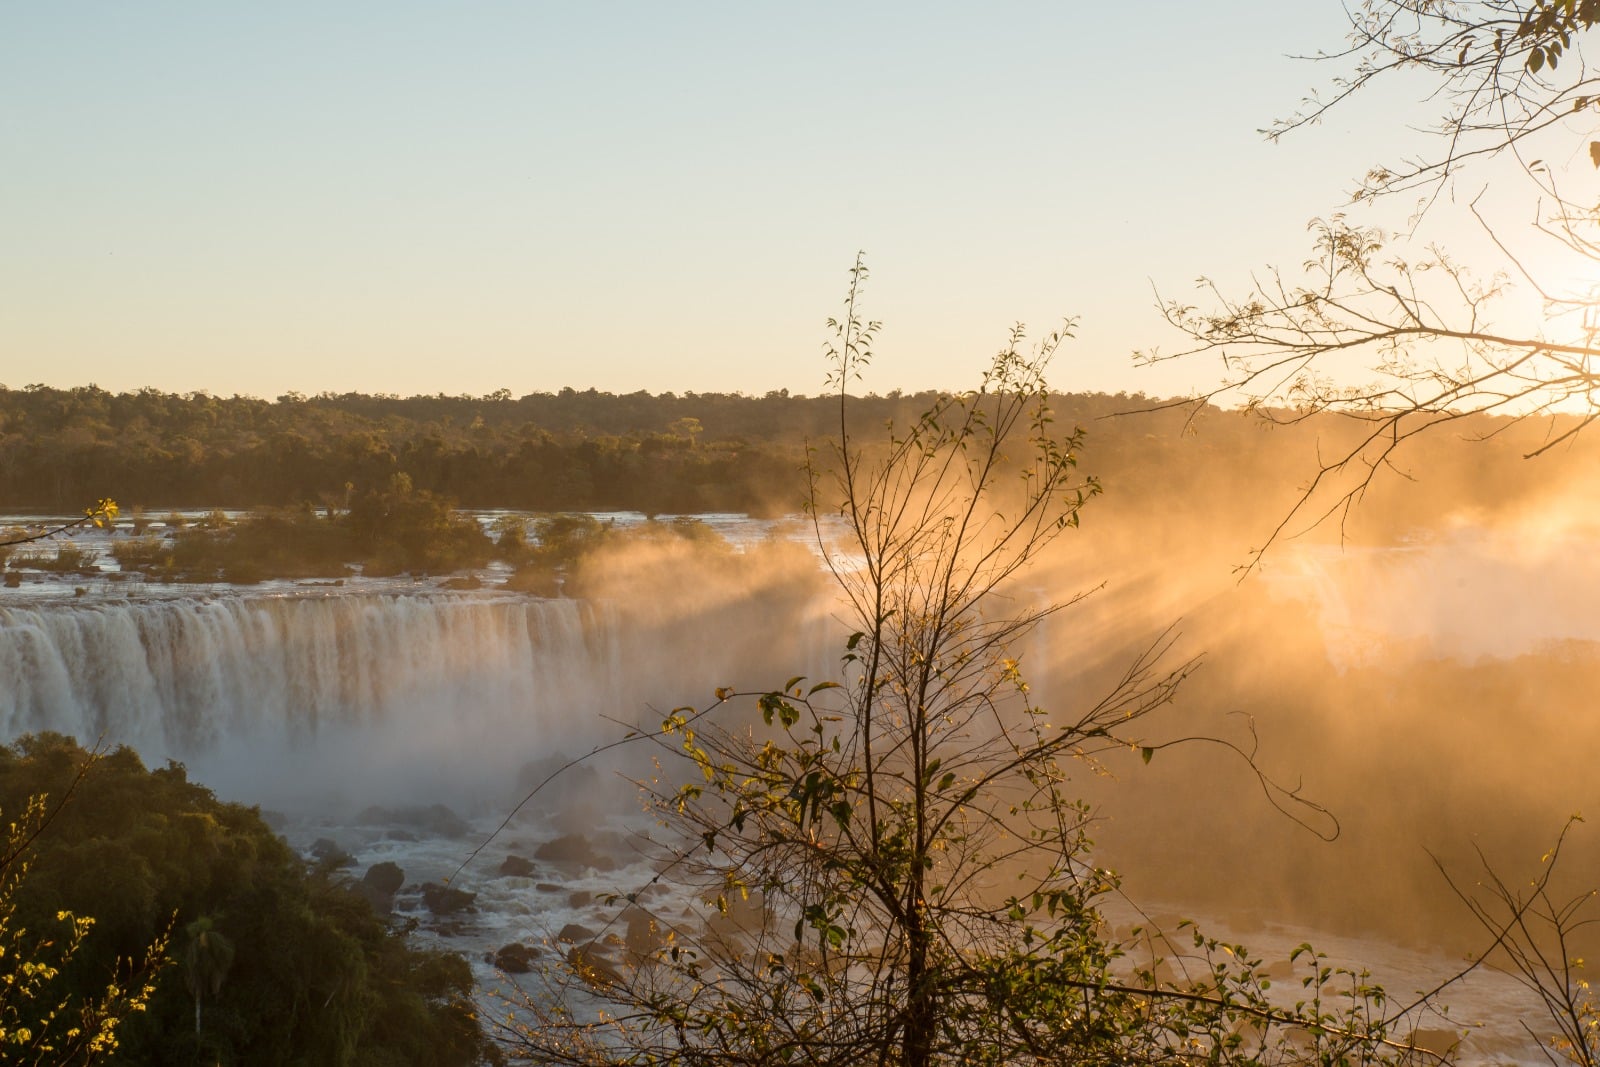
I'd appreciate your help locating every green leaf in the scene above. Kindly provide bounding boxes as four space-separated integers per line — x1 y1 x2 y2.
1140 747 1154 764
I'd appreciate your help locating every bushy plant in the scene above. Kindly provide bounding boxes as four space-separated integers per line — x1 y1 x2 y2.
0 734 497 1066
503 514 613 595
12 541 97 575
490 514 533 564
0 787 166 1063
112 508 355 583
109 537 170 575
348 474 493 576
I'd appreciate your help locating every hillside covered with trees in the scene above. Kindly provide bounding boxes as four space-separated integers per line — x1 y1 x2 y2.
0 734 495 1066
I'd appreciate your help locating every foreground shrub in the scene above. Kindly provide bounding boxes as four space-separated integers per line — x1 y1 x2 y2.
0 734 497 1066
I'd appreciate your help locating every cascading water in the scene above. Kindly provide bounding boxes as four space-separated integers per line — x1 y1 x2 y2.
0 593 632 813
0 580 844 1009
0 580 842 814
0 534 1577 1059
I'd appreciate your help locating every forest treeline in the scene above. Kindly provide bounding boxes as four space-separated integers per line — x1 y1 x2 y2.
2 383 1593 538
0 385 872 514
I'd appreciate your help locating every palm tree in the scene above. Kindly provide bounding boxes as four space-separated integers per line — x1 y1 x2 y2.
182 916 235 1035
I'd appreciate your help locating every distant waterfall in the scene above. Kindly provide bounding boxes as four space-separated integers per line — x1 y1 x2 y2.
0 594 632 811
0 588 841 813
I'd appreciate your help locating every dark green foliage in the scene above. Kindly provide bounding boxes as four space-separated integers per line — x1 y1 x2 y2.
346 473 493 576
0 791 166 1062
114 507 356 583
501 514 608 595
0 384 821 514
111 484 495 582
0 734 496 1067
9 541 97 574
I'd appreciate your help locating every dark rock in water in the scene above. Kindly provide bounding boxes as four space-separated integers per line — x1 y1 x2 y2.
516 757 614 834
357 862 405 913
498 855 536 877
358 804 471 838
557 922 596 943
567 944 622 990
494 942 540 974
356 882 394 914
1262 958 1296 982
384 829 418 842
363 861 405 896
535 882 562 894
309 838 355 868
1408 1029 1460 1058
705 889 769 947
620 905 666 960
534 833 618 871
416 804 472 837
420 882 477 915
568 890 592 908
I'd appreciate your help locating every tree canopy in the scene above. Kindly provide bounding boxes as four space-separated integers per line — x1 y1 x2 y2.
0 734 496 1066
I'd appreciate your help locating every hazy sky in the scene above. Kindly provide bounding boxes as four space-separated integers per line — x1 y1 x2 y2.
1 3 1480 399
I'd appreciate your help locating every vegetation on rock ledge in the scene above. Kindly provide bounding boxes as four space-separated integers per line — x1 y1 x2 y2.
0 734 497 1066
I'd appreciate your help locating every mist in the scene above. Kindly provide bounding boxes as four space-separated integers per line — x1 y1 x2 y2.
508 414 1600 963
1009 416 1600 957
9 407 1596 961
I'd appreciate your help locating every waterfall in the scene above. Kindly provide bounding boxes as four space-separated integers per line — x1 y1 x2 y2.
0 593 628 813
0 587 843 814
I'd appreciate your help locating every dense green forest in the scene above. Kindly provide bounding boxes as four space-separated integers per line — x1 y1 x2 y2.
3 384 1593 544
0 735 496 1066
0 385 852 514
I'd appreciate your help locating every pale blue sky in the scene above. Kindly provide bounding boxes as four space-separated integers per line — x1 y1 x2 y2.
2 3 1448 398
